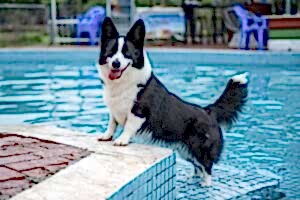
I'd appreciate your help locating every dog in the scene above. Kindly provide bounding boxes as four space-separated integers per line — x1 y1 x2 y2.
97 17 248 186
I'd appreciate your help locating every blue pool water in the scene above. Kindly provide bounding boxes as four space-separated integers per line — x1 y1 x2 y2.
0 49 299 198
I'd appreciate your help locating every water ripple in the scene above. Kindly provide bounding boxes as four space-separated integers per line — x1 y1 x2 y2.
0 52 299 198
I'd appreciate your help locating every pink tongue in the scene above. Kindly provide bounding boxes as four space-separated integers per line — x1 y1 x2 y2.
109 70 122 80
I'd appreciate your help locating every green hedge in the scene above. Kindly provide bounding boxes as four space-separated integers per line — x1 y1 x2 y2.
0 31 49 47
270 29 300 39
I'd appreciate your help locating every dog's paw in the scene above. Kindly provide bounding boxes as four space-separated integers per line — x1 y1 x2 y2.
113 137 129 146
200 176 212 187
98 132 113 141
200 181 211 187
193 167 204 178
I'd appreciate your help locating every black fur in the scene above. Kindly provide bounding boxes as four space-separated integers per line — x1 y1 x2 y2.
99 17 145 69
132 73 248 176
205 79 248 127
99 18 119 65
99 17 248 179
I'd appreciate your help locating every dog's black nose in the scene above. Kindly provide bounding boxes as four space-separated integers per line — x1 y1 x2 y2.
112 60 121 69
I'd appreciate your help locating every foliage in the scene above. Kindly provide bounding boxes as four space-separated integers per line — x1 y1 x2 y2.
0 31 49 47
0 0 66 3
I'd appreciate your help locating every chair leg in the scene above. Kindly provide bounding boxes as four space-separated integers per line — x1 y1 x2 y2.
89 31 97 46
239 31 244 49
263 29 269 49
76 28 82 45
245 31 250 50
257 28 264 50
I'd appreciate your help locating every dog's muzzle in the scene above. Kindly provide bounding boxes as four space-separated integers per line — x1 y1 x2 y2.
108 63 129 80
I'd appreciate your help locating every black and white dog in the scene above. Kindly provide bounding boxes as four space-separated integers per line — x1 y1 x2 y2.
97 17 248 186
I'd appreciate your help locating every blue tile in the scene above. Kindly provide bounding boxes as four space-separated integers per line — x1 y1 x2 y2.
147 180 152 193
169 179 173 192
169 168 173 180
156 173 160 187
139 174 145 185
145 170 151 182
157 187 161 199
171 188 176 200
164 168 169 180
154 165 158 176
145 194 151 200
126 193 134 200
161 159 165 171
152 190 157 200
172 177 175 188
161 183 165 197
157 161 162 173
136 186 142 199
152 176 157 190
142 183 148 197
166 157 170 167
165 179 169 194
164 158 168 170
160 171 164 185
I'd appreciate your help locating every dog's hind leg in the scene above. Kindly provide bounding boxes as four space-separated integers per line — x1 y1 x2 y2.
200 164 212 187
186 157 204 178
187 156 212 187
114 113 145 146
190 155 213 186
98 114 117 141
186 133 214 186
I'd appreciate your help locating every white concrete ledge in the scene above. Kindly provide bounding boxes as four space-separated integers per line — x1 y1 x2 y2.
0 125 174 200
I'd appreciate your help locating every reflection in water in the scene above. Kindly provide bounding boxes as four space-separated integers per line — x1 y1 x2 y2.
0 53 299 198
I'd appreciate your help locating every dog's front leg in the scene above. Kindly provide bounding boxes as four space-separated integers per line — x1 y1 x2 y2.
98 114 117 141
113 113 145 146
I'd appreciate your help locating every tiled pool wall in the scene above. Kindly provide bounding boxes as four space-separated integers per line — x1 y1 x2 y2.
108 153 176 200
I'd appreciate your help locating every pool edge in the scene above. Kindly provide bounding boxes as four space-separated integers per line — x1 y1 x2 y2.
0 124 175 200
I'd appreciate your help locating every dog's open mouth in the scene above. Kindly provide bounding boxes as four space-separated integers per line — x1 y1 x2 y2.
108 64 129 80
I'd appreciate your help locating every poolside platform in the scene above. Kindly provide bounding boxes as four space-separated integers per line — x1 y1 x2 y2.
0 125 175 200
0 125 281 200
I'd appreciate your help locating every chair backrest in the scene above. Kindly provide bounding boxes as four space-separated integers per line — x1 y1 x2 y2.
223 7 240 32
231 4 262 31
232 4 251 19
82 6 105 22
233 4 268 29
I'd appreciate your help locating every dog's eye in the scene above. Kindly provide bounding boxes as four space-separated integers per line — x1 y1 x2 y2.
124 50 131 57
134 50 140 57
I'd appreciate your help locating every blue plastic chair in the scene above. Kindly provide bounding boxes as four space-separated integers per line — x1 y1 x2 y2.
76 6 105 45
231 4 269 50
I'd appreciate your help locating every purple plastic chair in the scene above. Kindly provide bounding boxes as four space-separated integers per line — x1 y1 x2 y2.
76 6 105 45
231 4 269 50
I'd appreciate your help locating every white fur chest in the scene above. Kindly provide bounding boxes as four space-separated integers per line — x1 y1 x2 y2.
103 81 139 125
97 52 152 126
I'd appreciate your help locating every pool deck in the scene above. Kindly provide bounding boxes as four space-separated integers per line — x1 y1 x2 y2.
0 125 283 200
0 133 91 200
0 125 175 200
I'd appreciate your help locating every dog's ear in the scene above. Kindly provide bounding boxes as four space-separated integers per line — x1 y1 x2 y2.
126 19 145 47
101 17 118 43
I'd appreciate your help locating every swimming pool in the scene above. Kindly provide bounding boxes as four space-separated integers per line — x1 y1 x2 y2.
0 49 299 198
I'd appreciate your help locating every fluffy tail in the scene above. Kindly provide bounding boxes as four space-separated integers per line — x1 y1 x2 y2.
205 73 248 126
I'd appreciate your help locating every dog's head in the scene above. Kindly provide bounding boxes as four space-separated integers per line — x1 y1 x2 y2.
99 17 146 80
